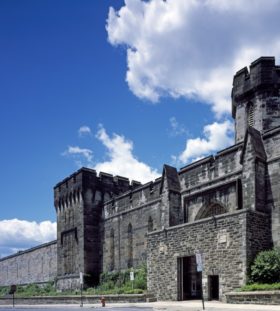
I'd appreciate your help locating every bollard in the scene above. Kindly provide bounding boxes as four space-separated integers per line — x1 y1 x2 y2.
100 296 106 307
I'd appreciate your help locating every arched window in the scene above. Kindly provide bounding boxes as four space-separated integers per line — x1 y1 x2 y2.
109 229 114 271
148 216 154 232
195 203 227 221
247 103 255 127
127 223 133 268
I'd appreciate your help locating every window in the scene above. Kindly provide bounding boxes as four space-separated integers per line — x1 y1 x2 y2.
195 203 227 221
127 223 133 268
109 229 114 271
148 216 153 232
247 103 255 127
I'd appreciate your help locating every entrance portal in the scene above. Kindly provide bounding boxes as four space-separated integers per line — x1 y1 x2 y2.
178 256 202 300
208 275 219 300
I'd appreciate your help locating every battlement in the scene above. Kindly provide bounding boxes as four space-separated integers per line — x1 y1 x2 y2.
54 167 142 211
232 57 280 118
179 143 243 192
104 177 162 218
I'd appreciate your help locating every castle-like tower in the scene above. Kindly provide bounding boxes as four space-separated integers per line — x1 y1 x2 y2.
54 168 140 289
232 57 280 142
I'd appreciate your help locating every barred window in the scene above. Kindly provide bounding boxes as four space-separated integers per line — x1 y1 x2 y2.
247 103 254 127
195 203 227 221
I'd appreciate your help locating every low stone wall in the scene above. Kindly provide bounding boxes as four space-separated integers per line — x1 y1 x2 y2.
0 294 147 306
226 291 280 304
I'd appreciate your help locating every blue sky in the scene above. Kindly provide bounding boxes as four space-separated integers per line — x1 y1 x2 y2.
1 0 280 257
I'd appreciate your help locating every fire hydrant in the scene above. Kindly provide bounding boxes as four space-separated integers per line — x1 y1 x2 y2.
101 296 106 307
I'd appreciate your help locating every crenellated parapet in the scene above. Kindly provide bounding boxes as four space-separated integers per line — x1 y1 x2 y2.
232 57 280 143
54 168 142 215
104 178 161 218
232 57 280 116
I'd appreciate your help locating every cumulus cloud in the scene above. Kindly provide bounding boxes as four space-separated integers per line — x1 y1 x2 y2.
95 125 160 183
78 126 92 137
175 120 234 164
0 219 56 258
107 0 280 117
169 116 188 137
63 146 93 166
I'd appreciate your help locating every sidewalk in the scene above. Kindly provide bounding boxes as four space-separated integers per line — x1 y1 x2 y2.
1 301 280 311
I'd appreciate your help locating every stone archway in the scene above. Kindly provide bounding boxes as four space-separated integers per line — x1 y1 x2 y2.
195 202 227 221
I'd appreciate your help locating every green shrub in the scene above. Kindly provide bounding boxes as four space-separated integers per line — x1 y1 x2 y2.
86 264 147 295
239 283 280 291
250 248 280 284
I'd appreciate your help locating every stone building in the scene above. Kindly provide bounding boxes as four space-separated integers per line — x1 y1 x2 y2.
1 56 280 301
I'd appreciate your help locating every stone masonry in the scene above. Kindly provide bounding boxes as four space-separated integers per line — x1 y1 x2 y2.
0 57 280 302
0 241 57 286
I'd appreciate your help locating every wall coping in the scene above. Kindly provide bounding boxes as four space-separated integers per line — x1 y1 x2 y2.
0 240 57 262
148 209 269 236
104 198 161 220
227 290 280 296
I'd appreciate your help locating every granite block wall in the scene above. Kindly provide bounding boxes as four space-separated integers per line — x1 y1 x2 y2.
103 198 162 271
147 210 272 301
0 241 57 286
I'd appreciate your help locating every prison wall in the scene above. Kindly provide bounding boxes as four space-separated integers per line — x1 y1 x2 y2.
0 241 57 286
102 178 162 272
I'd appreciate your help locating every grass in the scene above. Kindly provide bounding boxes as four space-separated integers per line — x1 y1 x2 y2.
85 264 147 295
238 283 280 292
0 265 147 297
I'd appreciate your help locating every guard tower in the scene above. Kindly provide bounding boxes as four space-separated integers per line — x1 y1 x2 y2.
232 57 280 143
54 168 132 290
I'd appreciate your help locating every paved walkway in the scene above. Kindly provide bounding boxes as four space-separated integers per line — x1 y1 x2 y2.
1 301 280 311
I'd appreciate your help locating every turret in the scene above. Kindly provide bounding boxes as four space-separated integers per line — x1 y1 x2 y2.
232 57 280 143
54 168 135 290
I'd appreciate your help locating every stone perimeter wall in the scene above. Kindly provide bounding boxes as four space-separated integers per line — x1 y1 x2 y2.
0 241 57 286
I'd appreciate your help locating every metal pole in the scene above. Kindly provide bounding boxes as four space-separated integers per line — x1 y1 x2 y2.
201 288 205 310
12 293 14 308
80 284 83 307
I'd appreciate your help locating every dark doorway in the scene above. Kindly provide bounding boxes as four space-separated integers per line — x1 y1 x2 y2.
178 256 202 300
208 275 219 300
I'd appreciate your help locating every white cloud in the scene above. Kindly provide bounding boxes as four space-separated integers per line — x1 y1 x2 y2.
176 120 234 164
78 126 91 137
0 219 56 258
169 116 188 137
107 0 280 117
63 146 93 166
95 125 160 183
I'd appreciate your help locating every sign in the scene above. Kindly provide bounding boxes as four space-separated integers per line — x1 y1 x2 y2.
79 272 84 285
130 271 134 281
9 285 17 295
195 252 203 272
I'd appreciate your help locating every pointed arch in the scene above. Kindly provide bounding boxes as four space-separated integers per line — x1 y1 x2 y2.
195 202 227 221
